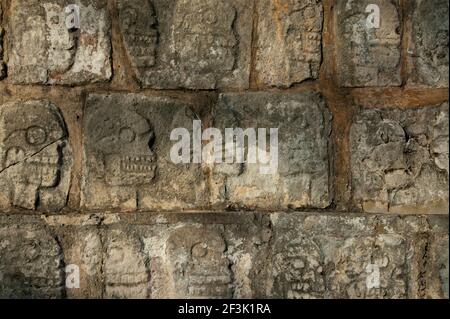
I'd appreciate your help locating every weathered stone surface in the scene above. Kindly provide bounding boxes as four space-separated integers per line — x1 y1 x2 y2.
211 92 332 210
0 100 72 212
335 0 402 87
0 3 5 80
408 0 449 88
8 0 111 85
350 103 449 214
82 93 207 211
269 213 449 299
0 218 64 298
116 0 252 89
256 0 323 87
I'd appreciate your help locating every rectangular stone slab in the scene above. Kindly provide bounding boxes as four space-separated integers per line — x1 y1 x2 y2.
334 0 402 87
81 93 208 211
210 92 332 210
8 0 112 85
350 102 449 214
116 0 252 89
255 0 323 87
408 0 449 88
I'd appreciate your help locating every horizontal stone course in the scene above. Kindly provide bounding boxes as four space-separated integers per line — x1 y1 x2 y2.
0 212 447 299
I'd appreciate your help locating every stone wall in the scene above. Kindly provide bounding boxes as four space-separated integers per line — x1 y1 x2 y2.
0 0 448 299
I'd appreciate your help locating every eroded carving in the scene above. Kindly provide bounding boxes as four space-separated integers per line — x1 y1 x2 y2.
82 93 206 211
166 226 233 298
0 223 64 298
9 0 111 84
104 229 150 298
0 100 72 211
350 103 449 213
335 0 401 87
211 92 331 209
273 236 326 299
256 0 323 87
116 0 251 89
117 0 158 69
0 3 5 79
409 0 449 87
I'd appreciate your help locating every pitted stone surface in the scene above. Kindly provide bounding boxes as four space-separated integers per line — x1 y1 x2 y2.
8 0 111 85
335 0 402 87
350 103 449 214
270 213 449 299
256 0 323 87
408 0 449 88
82 93 207 211
116 0 252 89
0 100 72 212
210 92 332 210
0 220 64 298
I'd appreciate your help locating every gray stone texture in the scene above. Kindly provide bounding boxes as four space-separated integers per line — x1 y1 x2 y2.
211 92 332 210
8 0 112 85
335 0 402 87
0 213 447 299
350 103 449 214
408 0 449 88
82 93 207 211
255 0 323 87
0 100 72 212
116 0 252 89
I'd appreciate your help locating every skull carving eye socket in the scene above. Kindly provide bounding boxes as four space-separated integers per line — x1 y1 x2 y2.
119 127 136 143
192 243 208 258
26 126 47 145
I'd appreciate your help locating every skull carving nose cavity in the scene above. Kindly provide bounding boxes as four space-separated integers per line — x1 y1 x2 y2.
4 147 26 167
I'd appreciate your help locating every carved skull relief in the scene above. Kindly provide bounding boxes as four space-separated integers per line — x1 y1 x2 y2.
166 227 233 298
86 106 157 186
117 0 158 69
274 236 326 299
0 101 70 210
172 0 237 74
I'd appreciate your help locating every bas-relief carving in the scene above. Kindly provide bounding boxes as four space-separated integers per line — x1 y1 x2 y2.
0 100 72 211
82 94 205 211
335 0 401 87
165 226 233 299
116 0 251 89
0 3 5 79
9 0 111 84
256 0 323 87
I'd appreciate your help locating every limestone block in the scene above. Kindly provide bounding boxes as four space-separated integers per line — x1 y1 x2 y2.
81 93 207 211
8 0 111 85
335 0 402 87
350 103 449 214
210 92 332 210
0 218 64 298
408 0 449 88
0 100 72 212
0 3 5 79
256 0 323 87
116 0 252 89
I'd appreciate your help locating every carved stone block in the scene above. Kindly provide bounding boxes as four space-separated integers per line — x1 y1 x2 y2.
82 93 207 211
256 0 323 87
335 0 402 87
408 0 449 88
210 92 332 209
0 220 64 298
270 213 448 299
8 0 111 84
0 100 72 212
116 0 252 89
350 103 449 214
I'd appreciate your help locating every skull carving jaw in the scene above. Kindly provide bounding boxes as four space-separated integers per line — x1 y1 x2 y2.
88 108 157 187
0 101 68 210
